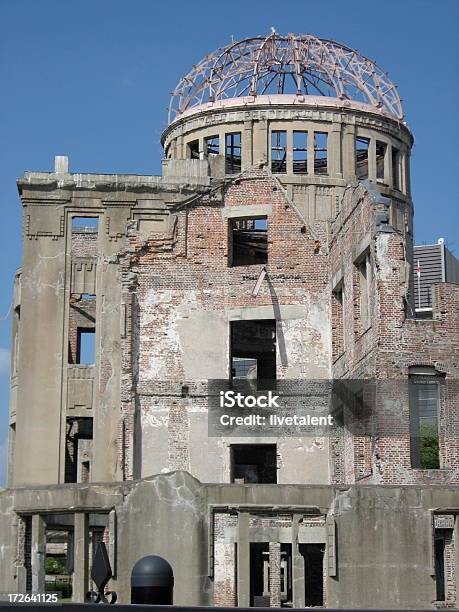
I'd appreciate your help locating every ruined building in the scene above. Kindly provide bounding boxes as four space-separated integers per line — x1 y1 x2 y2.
1 32 458 608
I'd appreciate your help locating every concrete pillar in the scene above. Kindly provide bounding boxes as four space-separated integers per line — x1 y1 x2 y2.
286 130 293 175
237 512 250 607
368 137 376 182
384 142 392 186
401 152 407 194
253 120 268 166
329 123 342 178
218 130 225 155
292 514 305 607
31 514 46 592
405 151 411 197
176 135 185 160
268 541 281 608
308 185 316 222
307 129 315 175
242 120 253 170
74 513 89 602
342 124 356 181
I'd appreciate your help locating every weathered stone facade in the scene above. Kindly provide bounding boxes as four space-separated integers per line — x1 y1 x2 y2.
1 32 458 609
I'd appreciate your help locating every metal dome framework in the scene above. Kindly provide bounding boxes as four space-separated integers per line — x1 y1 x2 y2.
168 32 403 123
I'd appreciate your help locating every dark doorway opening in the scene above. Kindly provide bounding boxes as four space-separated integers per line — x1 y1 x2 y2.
434 533 446 602
249 542 292 607
300 543 325 607
250 543 269 607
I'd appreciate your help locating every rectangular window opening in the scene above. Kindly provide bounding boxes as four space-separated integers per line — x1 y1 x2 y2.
314 132 328 175
356 136 370 180
205 135 219 156
230 319 276 387
230 216 267 267
187 139 200 159
77 328 95 365
65 417 93 484
68 295 96 365
231 444 277 484
376 140 387 181
71 217 99 234
225 132 241 174
409 378 440 469
293 131 308 174
271 130 287 173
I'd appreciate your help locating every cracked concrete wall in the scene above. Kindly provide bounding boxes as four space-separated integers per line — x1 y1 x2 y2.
12 214 66 485
0 473 457 607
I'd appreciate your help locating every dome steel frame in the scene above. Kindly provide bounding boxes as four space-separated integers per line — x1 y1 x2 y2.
168 32 403 123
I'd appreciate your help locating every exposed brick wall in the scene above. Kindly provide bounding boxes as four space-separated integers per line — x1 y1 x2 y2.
114 168 458 488
329 183 459 485
71 232 98 258
444 531 457 607
268 541 281 608
213 513 237 607
119 169 330 478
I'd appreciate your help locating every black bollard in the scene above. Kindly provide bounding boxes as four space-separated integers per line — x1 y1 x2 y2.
131 555 174 605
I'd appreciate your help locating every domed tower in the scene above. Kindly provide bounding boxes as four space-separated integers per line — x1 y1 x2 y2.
162 31 412 229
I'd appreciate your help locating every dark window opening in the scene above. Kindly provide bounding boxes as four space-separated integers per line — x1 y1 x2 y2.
230 319 276 386
76 328 95 365
230 216 267 267
434 534 446 602
299 543 325 607
71 216 99 233
332 285 344 360
13 305 20 376
188 139 200 159
65 418 93 484
231 444 277 484
225 132 241 174
409 378 440 469
271 130 287 173
314 132 328 175
392 147 400 189
376 140 387 181
205 135 219 156
356 136 370 180
293 131 308 174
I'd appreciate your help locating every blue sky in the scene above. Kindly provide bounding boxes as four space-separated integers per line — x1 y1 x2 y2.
0 0 458 486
